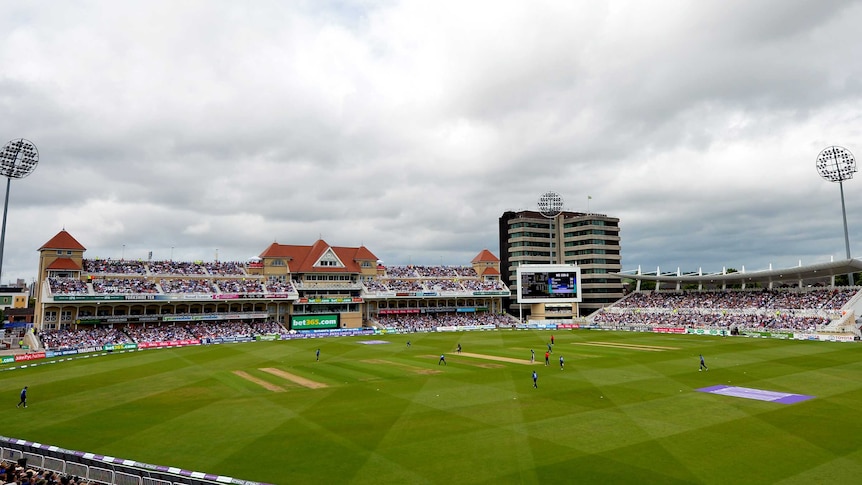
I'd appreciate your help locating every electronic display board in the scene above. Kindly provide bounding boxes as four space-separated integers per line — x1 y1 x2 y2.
516 264 581 303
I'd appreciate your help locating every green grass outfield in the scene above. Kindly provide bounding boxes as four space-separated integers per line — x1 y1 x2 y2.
2 330 862 484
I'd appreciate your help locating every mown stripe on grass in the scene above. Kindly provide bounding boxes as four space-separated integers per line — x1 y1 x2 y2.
106 393 300 481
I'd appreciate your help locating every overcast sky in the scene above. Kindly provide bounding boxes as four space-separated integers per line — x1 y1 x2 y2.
1 0 862 284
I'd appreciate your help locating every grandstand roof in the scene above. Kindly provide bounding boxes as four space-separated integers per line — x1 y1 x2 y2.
472 249 499 263
258 239 378 273
478 266 500 276
39 230 86 251
615 259 862 286
46 257 82 271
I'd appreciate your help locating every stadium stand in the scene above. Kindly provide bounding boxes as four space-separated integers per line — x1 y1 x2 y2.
158 279 215 294
83 258 147 275
202 261 246 275
374 312 516 332
48 277 89 295
92 278 159 294
214 278 266 293
591 288 861 333
39 320 287 351
39 326 133 350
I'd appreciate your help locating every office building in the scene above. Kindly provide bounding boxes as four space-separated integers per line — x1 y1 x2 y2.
499 210 623 317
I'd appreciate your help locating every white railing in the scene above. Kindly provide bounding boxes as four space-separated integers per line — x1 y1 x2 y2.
0 440 263 485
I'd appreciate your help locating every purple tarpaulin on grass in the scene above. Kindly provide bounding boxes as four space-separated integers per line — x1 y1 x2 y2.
697 385 814 404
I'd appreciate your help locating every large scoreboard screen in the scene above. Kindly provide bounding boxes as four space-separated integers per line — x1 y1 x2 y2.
516 264 581 303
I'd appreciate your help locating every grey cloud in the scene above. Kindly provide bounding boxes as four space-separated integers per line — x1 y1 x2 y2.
0 1 861 284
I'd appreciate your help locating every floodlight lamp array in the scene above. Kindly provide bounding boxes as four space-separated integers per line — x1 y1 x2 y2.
816 146 856 183
0 139 39 179
537 190 563 218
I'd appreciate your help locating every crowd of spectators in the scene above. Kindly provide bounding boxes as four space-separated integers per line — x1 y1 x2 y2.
0 460 90 485
264 280 295 293
614 288 855 311
51 275 300 296
149 260 208 275
82 259 252 276
83 259 147 275
48 277 89 295
203 261 246 275
424 279 463 291
460 279 508 291
249 320 285 334
384 279 427 291
385 265 481 278
383 266 419 278
41 320 288 349
215 278 266 293
158 279 215 294
413 265 455 277
820 288 859 310
375 312 515 332
40 326 131 350
591 288 860 332
186 321 254 339
123 323 193 343
92 278 159 294
453 267 479 277
57 262 506 297
592 310 828 332
365 276 508 293
362 280 389 292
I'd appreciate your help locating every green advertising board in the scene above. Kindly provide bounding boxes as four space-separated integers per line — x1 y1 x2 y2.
686 328 727 336
103 343 138 351
747 331 793 339
291 314 339 330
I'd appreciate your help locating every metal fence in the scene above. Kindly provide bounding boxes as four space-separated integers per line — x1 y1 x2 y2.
0 438 263 485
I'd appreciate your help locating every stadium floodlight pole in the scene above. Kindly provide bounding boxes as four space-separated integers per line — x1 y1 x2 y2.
0 139 39 283
538 191 564 264
816 146 857 284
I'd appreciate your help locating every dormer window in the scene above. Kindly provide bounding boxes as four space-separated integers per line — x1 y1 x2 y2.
314 248 345 268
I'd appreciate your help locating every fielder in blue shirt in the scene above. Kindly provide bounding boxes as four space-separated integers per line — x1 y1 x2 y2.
17 386 27 408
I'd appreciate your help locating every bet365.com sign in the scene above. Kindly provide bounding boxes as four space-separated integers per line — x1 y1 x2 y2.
291 314 339 330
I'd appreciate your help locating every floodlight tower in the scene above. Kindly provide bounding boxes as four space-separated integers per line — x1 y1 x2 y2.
0 139 39 282
538 191 564 264
816 146 856 284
